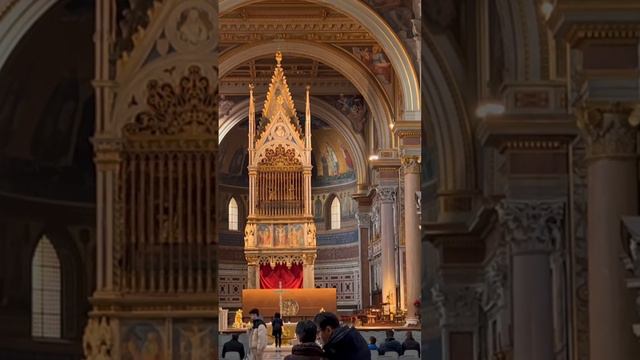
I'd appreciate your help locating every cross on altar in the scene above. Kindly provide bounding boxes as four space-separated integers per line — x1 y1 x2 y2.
274 280 285 315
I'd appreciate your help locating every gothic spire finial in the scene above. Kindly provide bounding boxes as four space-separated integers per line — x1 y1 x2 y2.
275 51 283 67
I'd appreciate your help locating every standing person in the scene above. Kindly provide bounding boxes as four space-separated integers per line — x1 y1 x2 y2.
272 312 284 350
402 331 420 357
222 333 245 359
314 312 370 360
248 308 267 360
378 330 403 355
284 320 325 360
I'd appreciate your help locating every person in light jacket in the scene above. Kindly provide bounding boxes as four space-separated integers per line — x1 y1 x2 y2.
248 308 267 360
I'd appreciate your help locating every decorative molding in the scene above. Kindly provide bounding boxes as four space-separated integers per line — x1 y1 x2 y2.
566 23 640 46
123 66 217 139
219 21 374 44
497 199 565 255
576 103 638 159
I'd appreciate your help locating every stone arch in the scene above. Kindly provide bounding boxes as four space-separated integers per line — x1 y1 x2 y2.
219 0 420 117
220 40 392 150
0 1 57 74
221 97 369 187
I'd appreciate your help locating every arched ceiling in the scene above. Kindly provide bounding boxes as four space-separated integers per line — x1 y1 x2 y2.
0 0 94 203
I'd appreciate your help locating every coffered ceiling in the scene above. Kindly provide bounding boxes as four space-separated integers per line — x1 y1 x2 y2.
219 0 379 97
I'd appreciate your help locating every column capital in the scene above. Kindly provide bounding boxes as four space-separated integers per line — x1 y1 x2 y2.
356 212 372 227
376 186 397 203
497 199 565 255
92 137 123 168
401 156 421 174
577 102 639 159
431 281 482 327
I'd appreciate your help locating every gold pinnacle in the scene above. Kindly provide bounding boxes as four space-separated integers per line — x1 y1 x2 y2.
275 51 283 67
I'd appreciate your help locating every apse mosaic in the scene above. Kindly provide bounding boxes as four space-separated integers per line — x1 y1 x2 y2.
220 118 357 187
120 321 165 360
312 130 356 186
256 223 305 248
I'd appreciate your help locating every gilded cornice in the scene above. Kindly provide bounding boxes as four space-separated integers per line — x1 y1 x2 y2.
566 23 640 45
219 21 374 44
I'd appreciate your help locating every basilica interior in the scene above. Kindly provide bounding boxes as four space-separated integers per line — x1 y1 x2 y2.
0 0 639 360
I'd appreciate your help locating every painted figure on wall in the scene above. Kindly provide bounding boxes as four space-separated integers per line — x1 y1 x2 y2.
122 324 164 360
228 148 246 176
352 47 392 84
290 224 304 246
314 198 323 219
336 94 368 134
257 225 272 247
275 225 287 247
176 323 214 360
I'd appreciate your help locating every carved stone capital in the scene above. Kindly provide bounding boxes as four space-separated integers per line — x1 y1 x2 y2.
577 103 638 159
356 213 371 228
376 186 397 203
482 246 508 310
497 200 565 255
431 281 482 327
401 156 421 174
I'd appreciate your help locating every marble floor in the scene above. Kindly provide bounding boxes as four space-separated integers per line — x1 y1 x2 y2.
259 346 293 360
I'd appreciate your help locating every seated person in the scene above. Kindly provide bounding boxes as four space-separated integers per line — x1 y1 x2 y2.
378 330 403 355
284 320 325 360
222 333 245 359
402 331 420 356
368 336 378 351
314 312 371 360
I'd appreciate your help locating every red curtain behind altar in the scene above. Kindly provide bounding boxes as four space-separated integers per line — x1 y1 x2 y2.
260 263 303 289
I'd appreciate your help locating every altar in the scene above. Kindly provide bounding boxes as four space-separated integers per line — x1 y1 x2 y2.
242 288 337 319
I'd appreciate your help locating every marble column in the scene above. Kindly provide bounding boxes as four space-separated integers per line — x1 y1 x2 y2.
497 199 564 360
247 257 259 289
93 138 122 293
402 156 421 324
303 254 316 289
578 105 640 359
377 186 397 312
356 212 372 308
431 281 481 360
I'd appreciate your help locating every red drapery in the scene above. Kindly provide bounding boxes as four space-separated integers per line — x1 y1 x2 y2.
260 263 303 289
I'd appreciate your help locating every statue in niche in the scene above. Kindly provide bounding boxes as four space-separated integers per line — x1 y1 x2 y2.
178 8 210 46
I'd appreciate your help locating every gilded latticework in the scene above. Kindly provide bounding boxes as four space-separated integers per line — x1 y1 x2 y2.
244 52 317 289
116 65 217 294
123 66 217 139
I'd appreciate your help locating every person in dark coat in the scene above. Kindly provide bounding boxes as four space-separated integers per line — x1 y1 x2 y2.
402 331 420 356
284 320 325 360
272 312 284 349
378 330 403 355
314 312 370 360
222 333 245 359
